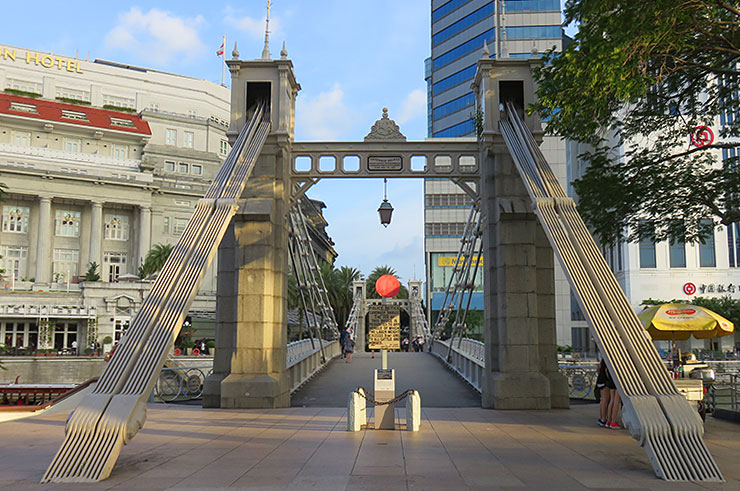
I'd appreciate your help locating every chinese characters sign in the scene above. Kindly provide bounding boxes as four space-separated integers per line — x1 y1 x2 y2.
683 282 737 296
368 304 400 350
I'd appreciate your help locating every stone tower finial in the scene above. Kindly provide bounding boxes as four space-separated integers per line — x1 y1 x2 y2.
232 41 239 59
261 0 272 60
482 40 490 57
280 41 287 59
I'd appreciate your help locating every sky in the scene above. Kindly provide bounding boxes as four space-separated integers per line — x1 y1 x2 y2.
2 0 433 285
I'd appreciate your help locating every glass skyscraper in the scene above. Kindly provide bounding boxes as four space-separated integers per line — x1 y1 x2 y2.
424 0 573 345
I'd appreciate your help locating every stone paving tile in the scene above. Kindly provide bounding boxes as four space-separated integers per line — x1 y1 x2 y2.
0 402 739 490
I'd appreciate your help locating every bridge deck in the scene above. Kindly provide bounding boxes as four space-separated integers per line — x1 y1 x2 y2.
292 352 480 407
2 404 739 489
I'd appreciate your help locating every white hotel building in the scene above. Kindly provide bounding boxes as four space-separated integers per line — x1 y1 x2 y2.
0 43 231 352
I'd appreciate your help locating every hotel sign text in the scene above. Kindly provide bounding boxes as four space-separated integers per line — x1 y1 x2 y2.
1 48 83 74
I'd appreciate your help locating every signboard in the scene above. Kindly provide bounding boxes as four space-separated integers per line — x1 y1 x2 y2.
437 255 484 267
368 156 402 172
1 47 83 74
368 304 400 350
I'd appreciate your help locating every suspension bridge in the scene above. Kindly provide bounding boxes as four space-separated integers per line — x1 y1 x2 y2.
20 49 738 487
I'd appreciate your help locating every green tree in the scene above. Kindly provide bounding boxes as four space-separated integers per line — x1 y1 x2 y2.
138 243 174 279
534 1 740 245
366 265 408 299
83 262 101 282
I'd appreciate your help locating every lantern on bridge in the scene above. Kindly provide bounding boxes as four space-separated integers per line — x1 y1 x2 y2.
377 178 394 227
375 274 401 298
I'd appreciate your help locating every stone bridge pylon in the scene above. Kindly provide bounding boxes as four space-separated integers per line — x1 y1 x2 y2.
202 50 567 411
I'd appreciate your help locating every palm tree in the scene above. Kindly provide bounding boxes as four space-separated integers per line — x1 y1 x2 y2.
334 266 361 327
138 243 174 279
366 265 408 299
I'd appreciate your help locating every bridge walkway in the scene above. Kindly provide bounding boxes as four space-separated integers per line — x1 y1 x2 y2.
292 352 480 407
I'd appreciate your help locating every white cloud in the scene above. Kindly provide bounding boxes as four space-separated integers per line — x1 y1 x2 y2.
104 8 205 65
295 84 356 140
224 7 281 40
396 89 426 124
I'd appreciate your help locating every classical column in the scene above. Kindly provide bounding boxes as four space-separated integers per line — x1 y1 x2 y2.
34 196 52 285
89 201 103 271
137 206 151 269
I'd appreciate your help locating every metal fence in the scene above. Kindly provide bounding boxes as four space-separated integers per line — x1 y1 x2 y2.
558 363 599 401
152 338 340 403
152 366 212 403
430 338 484 392
707 371 740 413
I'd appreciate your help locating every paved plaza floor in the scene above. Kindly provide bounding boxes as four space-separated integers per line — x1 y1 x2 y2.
2 400 739 490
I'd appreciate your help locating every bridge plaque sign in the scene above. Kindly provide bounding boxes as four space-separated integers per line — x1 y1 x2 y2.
368 304 400 350
368 156 402 172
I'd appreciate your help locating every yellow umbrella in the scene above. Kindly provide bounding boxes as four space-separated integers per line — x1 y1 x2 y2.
638 303 734 341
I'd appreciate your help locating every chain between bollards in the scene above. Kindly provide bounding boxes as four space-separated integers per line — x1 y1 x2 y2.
354 387 415 406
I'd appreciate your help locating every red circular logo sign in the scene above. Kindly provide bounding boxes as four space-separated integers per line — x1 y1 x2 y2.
666 308 696 316
690 126 714 147
683 282 696 295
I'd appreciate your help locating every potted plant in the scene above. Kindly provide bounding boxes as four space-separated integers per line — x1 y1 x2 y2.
102 335 114 354
181 339 195 355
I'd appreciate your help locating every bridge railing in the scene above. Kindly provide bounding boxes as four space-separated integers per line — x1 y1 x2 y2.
287 338 340 393
430 338 484 393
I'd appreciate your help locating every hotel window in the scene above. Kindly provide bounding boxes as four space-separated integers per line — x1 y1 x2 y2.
166 129 177 145
110 117 135 128
104 214 129 241
183 131 194 148
61 110 88 121
173 217 188 236
2 206 30 233
219 139 229 155
178 162 189 173
103 94 135 109
191 164 202 175
149 103 159 112
6 77 42 94
728 222 740 267
65 138 81 153
56 87 90 102
0 245 28 280
9 102 38 113
638 227 656 268
669 239 686 268
164 160 175 172
113 145 128 159
13 131 31 146
699 219 716 267
163 216 170 234
55 210 81 237
52 248 79 282
103 252 127 282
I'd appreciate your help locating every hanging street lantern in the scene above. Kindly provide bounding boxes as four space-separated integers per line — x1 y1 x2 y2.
378 177 394 227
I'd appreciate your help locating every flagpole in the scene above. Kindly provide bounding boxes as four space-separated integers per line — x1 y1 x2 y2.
221 35 226 86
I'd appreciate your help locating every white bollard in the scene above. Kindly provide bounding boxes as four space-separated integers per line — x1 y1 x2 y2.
347 390 366 431
406 390 421 431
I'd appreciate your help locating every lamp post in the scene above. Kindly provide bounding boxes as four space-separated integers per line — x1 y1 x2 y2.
377 178 394 227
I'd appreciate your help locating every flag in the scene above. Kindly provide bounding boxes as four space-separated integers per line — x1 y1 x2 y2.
216 42 224 56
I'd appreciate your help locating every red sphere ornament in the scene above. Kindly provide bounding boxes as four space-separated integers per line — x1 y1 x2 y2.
375 274 401 298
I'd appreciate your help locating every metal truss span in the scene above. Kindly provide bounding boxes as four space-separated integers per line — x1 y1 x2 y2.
42 103 272 483
500 102 722 482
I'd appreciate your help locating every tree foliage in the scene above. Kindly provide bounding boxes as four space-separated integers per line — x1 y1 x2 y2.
534 0 740 245
138 243 173 279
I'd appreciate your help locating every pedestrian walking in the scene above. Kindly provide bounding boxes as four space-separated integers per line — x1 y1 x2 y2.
340 329 348 359
343 335 355 363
